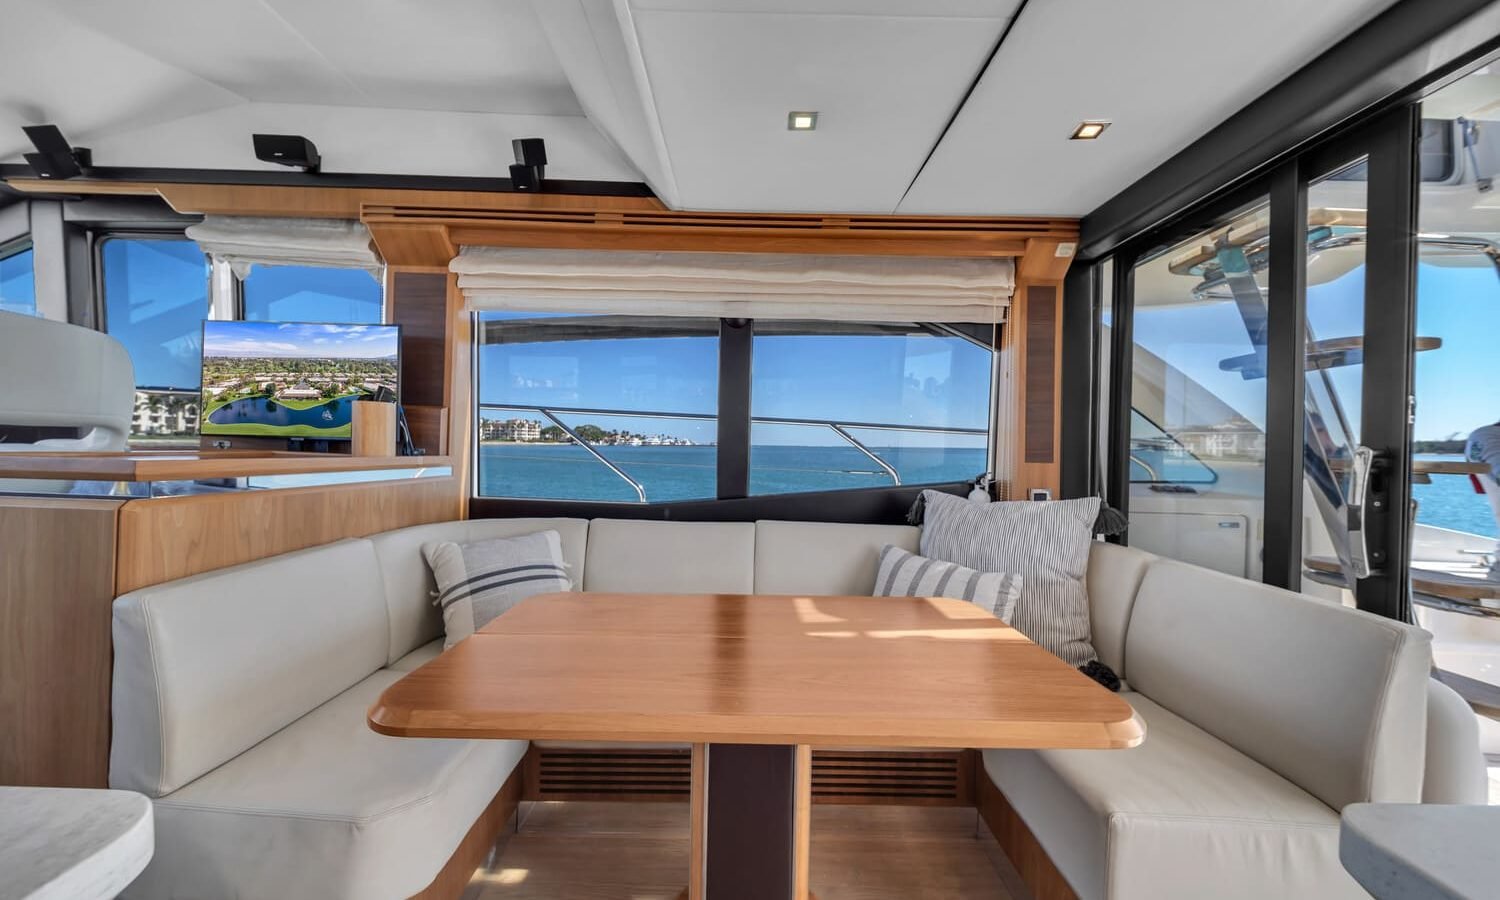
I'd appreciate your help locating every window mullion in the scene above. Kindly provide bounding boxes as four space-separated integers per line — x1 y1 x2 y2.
716 318 754 500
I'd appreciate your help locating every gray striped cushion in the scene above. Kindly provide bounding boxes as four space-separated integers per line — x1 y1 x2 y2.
918 491 1101 667
423 530 572 648
873 544 1021 622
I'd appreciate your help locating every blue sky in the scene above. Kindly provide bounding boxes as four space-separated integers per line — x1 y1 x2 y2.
1126 260 1499 442
0 247 35 315
204 321 398 360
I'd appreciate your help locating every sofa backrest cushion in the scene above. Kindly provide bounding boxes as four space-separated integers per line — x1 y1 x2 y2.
753 520 919 595
1125 559 1431 809
110 539 389 797
1084 542 1156 679
584 519 755 593
368 517 589 663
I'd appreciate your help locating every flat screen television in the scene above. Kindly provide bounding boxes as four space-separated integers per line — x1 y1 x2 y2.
200 321 401 440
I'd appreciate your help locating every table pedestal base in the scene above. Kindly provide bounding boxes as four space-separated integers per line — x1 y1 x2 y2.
683 743 812 900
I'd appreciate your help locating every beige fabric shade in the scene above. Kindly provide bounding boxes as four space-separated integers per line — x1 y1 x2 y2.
451 247 1012 323
185 216 383 279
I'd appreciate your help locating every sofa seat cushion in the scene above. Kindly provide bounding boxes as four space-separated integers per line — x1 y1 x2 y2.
125 669 527 900
389 638 443 672
983 694 1366 900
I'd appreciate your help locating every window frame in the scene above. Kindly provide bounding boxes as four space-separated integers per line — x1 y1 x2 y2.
469 315 999 519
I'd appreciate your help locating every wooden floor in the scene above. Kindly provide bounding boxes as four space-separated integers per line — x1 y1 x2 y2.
461 802 1031 900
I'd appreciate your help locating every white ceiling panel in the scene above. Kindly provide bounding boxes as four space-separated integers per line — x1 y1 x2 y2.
43 0 579 115
899 0 1401 216
627 1 1021 212
47 0 362 106
0 1 242 162
258 0 581 115
634 0 1020 16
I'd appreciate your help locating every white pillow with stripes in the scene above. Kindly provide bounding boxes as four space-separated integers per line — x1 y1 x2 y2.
423 530 572 648
918 491 1101 668
873 544 1021 622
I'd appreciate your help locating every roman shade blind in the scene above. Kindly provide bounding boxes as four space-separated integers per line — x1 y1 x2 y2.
451 247 1012 323
184 216 383 278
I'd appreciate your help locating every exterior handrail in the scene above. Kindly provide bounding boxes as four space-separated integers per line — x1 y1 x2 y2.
829 424 901 485
533 408 646 503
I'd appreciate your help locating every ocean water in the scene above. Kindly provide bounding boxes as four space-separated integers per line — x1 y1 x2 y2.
478 443 988 503
1413 453 1498 539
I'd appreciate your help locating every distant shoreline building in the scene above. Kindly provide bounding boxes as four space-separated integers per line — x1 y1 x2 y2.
132 391 199 437
1171 416 1265 460
480 418 544 442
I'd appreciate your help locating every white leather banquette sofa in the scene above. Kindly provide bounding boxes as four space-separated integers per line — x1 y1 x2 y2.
110 516 1485 900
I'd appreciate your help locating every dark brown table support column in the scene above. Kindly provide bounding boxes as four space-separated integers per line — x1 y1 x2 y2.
687 742 812 900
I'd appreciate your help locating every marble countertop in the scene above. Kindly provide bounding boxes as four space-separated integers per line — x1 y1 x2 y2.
0 787 153 900
1341 802 1500 900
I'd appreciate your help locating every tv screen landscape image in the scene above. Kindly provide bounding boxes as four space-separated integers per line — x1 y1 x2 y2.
200 321 400 439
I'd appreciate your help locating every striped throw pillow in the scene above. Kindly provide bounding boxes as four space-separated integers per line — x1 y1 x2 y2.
919 490 1101 668
423 530 572 648
873 544 1022 622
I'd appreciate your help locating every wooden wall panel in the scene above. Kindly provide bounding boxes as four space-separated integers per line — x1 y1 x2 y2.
0 498 122 788
445 274 473 519
1024 285 1059 464
115 477 458 594
410 767 522 900
390 271 449 409
998 272 1066 499
978 773 1079 900
404 404 450 457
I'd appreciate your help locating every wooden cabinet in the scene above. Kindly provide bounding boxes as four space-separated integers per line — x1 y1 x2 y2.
0 455 460 787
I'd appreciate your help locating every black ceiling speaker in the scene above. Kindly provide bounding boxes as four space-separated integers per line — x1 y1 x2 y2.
22 125 90 180
509 137 546 191
253 134 321 173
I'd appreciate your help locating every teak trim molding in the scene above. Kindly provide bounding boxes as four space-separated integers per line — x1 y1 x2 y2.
362 203 1078 266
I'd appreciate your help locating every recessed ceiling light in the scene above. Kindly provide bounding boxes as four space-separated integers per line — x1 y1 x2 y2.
787 111 818 131
1070 120 1111 141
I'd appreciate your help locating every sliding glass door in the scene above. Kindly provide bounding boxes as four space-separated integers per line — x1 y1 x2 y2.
1121 199 1270 580
1109 107 1420 621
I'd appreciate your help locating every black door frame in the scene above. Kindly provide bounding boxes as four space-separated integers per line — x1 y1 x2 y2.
1103 105 1421 620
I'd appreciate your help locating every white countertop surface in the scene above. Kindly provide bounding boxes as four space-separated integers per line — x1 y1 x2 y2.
0 787 153 900
1341 802 1500 900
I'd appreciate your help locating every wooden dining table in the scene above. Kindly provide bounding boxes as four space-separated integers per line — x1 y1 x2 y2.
369 592 1143 900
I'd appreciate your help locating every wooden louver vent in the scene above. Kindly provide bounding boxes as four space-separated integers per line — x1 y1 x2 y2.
527 748 693 801
811 751 973 806
524 747 974 806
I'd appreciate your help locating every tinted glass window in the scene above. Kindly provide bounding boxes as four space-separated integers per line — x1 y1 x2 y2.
101 237 210 391
0 246 36 317
749 323 991 495
475 313 719 503
242 265 383 323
